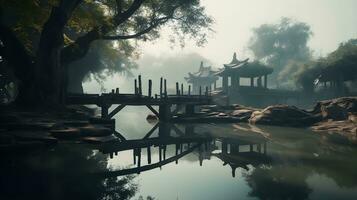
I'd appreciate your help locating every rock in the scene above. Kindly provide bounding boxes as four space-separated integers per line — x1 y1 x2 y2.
89 118 115 125
50 128 81 139
1 122 55 131
146 114 158 121
218 112 228 117
312 120 357 135
12 131 58 144
79 125 112 137
0 114 21 123
82 135 118 144
231 109 255 121
249 105 319 127
201 108 212 113
312 97 357 120
348 114 357 123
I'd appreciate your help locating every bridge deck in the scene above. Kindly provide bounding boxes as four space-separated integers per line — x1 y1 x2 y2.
66 93 212 106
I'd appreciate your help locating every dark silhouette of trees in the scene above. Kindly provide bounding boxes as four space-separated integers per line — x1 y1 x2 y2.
0 0 213 106
294 38 357 93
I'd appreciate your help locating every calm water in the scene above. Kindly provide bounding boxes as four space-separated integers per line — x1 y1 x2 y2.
1 106 357 200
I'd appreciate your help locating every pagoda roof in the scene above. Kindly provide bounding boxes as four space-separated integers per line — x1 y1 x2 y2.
224 52 249 67
217 53 273 77
185 61 219 83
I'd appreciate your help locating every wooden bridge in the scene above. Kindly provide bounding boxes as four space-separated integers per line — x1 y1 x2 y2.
93 123 212 178
66 76 213 121
91 123 270 178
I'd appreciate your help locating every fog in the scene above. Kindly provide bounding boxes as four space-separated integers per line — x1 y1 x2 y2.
84 0 357 94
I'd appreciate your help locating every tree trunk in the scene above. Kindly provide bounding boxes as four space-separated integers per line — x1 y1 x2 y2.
67 66 87 94
61 29 100 65
34 0 81 106
0 18 35 106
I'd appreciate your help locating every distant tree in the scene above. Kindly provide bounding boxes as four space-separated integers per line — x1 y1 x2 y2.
0 0 213 105
294 38 357 92
248 17 313 88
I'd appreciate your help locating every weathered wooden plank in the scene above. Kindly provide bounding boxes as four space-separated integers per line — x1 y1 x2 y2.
148 79 152 97
138 75 142 95
146 105 160 118
160 77 163 97
176 82 179 95
164 79 167 97
108 104 126 118
134 79 138 94
142 123 159 139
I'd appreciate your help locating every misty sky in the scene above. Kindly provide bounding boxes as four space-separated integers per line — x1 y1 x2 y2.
139 0 357 65
84 0 357 93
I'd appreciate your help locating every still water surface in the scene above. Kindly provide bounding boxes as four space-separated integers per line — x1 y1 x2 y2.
1 106 357 200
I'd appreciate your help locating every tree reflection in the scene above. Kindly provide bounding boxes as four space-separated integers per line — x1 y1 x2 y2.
0 144 139 200
245 166 312 200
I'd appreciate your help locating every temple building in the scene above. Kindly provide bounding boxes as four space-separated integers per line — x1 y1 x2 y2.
185 61 218 94
216 52 273 93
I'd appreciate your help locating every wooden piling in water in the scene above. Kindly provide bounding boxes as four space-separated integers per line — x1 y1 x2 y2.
148 79 152 97
147 147 151 164
164 79 167 98
199 86 202 97
137 148 141 167
134 79 137 95
205 86 208 96
138 75 142 95
160 77 163 97
133 149 136 164
111 89 115 94
116 88 119 94
159 146 162 161
181 83 183 96
188 85 191 96
176 82 179 95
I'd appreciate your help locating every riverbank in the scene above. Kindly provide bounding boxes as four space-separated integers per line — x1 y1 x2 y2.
1 97 356 151
173 97 357 139
0 105 119 152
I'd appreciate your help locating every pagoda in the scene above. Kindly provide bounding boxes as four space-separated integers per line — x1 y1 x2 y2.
185 61 218 94
216 52 273 93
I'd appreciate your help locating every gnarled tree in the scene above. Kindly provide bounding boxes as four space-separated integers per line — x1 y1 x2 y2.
0 0 213 106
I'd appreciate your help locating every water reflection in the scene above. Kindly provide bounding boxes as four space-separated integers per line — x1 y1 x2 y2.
1 123 357 199
0 144 138 200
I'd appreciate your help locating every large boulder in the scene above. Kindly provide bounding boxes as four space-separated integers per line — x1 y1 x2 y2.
312 97 357 120
249 105 319 127
231 109 255 122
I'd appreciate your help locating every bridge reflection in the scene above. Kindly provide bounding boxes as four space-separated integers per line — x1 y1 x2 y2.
95 123 271 178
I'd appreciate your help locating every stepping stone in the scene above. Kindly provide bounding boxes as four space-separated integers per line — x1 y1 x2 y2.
79 125 112 137
82 135 118 144
50 128 81 139
12 131 58 144
89 118 115 125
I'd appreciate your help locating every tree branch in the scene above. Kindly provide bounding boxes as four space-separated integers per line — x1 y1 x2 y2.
114 0 144 25
102 16 170 40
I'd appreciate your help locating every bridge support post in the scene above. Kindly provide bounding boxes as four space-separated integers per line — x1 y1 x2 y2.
185 105 194 115
185 124 194 135
159 104 171 122
101 104 109 119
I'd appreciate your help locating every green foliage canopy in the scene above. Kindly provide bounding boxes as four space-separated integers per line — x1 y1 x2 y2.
1 0 213 84
248 17 313 88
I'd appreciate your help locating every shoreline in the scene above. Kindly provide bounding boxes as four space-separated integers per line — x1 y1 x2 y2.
0 97 356 151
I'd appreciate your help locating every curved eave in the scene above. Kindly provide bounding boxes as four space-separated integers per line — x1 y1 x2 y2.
216 64 273 78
